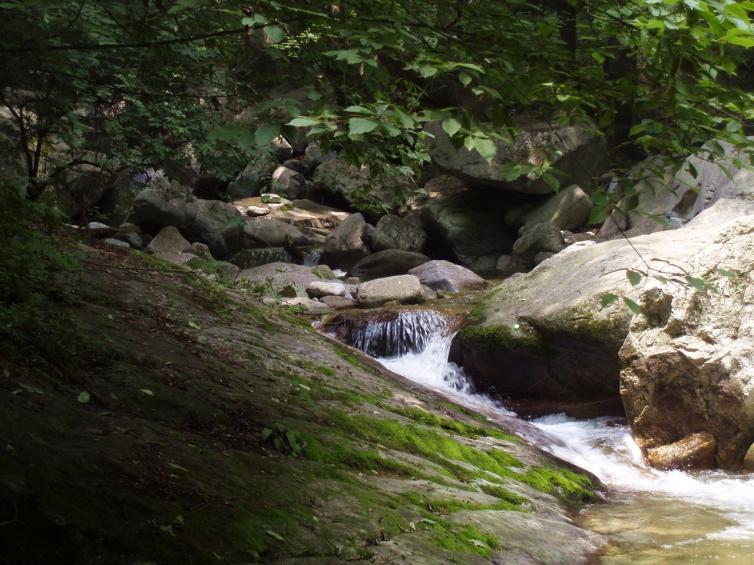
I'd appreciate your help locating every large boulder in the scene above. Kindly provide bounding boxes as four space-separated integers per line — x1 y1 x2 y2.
408 260 488 293
242 217 323 249
228 247 292 269
237 263 326 297
619 207 754 469
130 176 194 229
145 226 196 265
312 158 411 217
517 185 592 233
226 150 278 200
349 249 429 281
371 214 427 253
271 166 307 200
268 199 349 232
98 168 148 225
321 213 371 270
511 222 566 258
450 199 754 418
356 275 426 308
426 120 606 193
183 199 244 257
420 189 515 271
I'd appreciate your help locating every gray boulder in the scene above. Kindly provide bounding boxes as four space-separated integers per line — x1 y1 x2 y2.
356 275 426 308
321 213 371 270
371 214 427 252
243 217 323 249
426 120 606 193
130 177 194 228
518 185 593 232
145 226 197 265
450 199 754 417
306 281 347 299
512 222 566 258
271 166 307 200
421 190 515 269
237 263 326 297
408 260 488 293
183 199 244 257
349 249 429 281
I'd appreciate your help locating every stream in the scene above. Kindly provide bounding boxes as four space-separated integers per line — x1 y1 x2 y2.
342 316 754 563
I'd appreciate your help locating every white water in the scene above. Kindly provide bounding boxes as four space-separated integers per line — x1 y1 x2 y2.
369 327 754 559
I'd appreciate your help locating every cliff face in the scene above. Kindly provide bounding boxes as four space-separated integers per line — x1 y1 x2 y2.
0 240 603 564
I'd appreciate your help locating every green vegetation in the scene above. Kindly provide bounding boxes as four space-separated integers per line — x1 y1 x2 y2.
387 405 518 442
456 324 554 357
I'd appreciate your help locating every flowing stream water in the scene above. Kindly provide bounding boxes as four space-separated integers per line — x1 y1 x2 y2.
339 313 754 563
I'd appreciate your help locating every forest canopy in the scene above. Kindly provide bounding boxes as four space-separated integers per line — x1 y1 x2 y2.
2 0 754 202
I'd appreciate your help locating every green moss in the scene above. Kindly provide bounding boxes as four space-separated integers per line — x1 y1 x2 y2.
387 405 518 442
400 490 523 514
478 483 527 506
456 323 554 357
429 522 499 557
334 346 369 370
326 411 524 483
519 466 596 504
296 359 336 377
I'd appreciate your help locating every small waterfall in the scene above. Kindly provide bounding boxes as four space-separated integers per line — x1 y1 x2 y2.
303 249 321 267
324 309 459 358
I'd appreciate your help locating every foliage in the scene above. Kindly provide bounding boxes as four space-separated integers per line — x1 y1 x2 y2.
0 184 74 349
1 0 754 201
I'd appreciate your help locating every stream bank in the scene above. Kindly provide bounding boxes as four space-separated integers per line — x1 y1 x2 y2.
0 239 602 564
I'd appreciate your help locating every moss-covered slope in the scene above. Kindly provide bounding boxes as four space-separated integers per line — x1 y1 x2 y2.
0 241 603 564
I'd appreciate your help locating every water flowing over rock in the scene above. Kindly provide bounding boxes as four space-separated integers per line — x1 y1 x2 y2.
451 199 754 420
323 308 462 357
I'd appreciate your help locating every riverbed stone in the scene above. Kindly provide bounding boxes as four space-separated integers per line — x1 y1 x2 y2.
408 259 487 293
321 213 371 271
371 214 428 252
356 275 426 308
306 281 347 299
237 262 323 297
645 433 717 471
349 249 429 281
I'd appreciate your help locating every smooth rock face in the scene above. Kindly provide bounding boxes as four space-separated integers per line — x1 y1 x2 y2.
371 214 427 252
320 295 357 309
408 260 487 293
237 263 324 297
147 226 190 256
451 199 754 416
495 254 529 276
102 237 130 250
226 150 277 200
519 185 592 232
271 166 307 200
512 222 566 258
356 275 426 308
619 204 754 469
243 217 323 248
321 213 370 270
349 249 429 281
420 189 515 269
426 120 606 193
306 281 347 299
645 433 717 471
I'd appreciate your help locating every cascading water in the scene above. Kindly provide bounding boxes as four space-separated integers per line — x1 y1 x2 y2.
329 308 754 562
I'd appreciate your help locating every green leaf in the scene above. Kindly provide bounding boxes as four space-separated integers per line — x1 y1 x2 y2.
686 275 708 291
474 138 497 162
77 391 91 404
458 71 472 87
264 25 284 44
254 123 281 147
717 267 736 278
600 293 619 307
442 117 462 137
626 270 642 286
140 388 154 397
541 172 560 191
348 118 379 135
287 117 320 128
623 297 642 314
261 427 273 441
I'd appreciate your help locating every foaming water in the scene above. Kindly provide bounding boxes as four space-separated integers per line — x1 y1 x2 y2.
350 309 754 560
